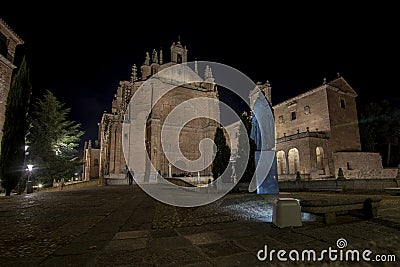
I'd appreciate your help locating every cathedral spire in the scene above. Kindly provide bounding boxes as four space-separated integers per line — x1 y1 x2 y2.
144 52 150 65
130 64 137 82
152 49 158 64
204 65 214 80
159 49 163 64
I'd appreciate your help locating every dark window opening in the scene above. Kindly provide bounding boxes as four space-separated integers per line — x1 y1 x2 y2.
94 159 99 166
347 162 353 170
177 53 182 63
340 98 346 109
0 33 8 58
291 111 297 120
304 105 310 115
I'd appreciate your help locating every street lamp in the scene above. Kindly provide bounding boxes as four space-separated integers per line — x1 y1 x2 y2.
27 164 34 172
26 164 34 194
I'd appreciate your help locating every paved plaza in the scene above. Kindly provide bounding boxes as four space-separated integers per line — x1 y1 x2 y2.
0 185 399 266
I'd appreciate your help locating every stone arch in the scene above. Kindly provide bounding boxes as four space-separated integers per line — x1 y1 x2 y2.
276 150 287 175
288 148 300 174
316 146 325 174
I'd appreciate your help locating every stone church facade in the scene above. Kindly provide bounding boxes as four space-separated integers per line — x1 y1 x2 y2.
0 19 23 149
83 41 219 184
84 41 396 182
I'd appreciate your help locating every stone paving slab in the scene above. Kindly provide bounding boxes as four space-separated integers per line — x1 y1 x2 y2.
114 230 149 240
182 261 213 267
151 247 207 266
198 240 245 258
150 228 178 238
148 236 192 251
184 231 225 245
210 252 261 267
235 235 289 252
105 237 148 251
1 185 400 266
95 249 153 267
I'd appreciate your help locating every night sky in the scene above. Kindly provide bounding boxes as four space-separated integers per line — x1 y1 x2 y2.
1 4 398 147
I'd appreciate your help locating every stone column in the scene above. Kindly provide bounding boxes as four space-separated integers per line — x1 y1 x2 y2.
285 152 289 175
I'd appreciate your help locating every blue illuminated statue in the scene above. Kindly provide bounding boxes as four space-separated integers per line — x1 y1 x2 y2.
250 92 279 194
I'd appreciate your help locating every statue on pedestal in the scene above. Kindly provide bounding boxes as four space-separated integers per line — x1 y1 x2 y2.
250 92 279 194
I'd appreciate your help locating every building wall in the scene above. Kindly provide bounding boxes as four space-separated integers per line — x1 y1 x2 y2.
147 85 219 177
333 152 395 178
274 87 330 139
276 134 332 178
326 87 361 152
82 147 100 180
98 42 219 183
272 77 391 180
225 120 240 155
0 19 23 148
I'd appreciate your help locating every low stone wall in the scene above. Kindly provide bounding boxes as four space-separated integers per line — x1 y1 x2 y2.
105 177 128 185
40 179 99 192
165 178 196 187
180 176 213 186
382 168 398 178
279 178 400 193
333 152 398 178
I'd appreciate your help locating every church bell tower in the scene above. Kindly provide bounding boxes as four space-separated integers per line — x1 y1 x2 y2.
170 39 187 63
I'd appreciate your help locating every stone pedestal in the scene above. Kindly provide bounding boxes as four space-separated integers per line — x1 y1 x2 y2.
273 198 302 227
255 151 279 194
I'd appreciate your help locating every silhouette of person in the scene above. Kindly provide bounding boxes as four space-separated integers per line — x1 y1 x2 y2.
127 169 134 185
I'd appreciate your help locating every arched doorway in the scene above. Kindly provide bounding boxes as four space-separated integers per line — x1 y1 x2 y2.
276 151 287 175
177 53 182 63
316 147 325 174
288 148 300 174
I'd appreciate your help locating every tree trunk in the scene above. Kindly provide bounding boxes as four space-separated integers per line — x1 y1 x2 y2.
5 188 11 196
387 143 391 166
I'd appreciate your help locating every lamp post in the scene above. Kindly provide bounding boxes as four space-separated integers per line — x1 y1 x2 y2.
26 164 34 194
27 164 33 175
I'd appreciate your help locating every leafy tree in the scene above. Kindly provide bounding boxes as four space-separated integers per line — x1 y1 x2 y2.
0 57 32 196
235 112 256 183
358 100 400 166
28 91 83 184
212 127 231 182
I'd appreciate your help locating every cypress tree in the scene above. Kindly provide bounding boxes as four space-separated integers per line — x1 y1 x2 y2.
0 57 32 196
236 112 256 183
212 127 231 182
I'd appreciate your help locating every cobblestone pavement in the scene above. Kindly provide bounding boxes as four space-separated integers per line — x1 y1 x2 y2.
0 185 399 266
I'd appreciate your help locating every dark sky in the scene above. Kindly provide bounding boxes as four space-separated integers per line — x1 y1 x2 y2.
1 3 398 146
